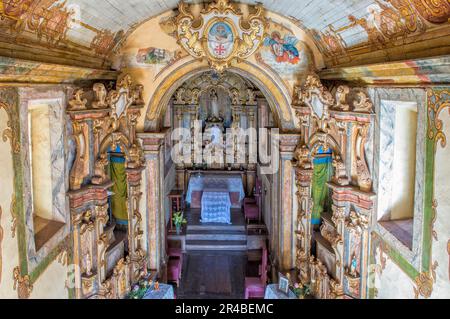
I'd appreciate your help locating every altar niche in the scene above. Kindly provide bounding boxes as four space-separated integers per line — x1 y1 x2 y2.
169 70 268 175
311 147 333 227
292 75 375 299
67 75 147 299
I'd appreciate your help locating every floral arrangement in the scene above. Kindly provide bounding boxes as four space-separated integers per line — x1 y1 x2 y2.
128 277 159 299
128 280 151 299
173 211 187 234
292 282 311 299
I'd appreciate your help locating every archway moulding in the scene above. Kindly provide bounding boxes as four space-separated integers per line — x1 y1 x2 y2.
143 57 299 132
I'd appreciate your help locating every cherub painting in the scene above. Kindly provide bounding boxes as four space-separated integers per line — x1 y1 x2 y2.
263 32 300 65
257 28 309 79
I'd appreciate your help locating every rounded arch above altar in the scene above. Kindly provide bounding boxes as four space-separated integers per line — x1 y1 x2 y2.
141 57 298 131
113 1 324 133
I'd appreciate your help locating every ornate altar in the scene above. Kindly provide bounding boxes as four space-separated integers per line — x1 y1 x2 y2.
172 71 258 174
292 75 375 299
67 75 148 299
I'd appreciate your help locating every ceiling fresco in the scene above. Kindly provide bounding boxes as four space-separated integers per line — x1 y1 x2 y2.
0 0 448 67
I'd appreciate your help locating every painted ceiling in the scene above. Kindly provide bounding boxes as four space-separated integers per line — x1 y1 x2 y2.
0 0 448 67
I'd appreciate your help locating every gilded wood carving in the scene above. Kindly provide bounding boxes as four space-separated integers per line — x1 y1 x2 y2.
67 74 147 299
292 75 375 299
176 0 266 72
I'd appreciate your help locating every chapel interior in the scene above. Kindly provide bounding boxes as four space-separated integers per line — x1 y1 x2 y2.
0 0 449 300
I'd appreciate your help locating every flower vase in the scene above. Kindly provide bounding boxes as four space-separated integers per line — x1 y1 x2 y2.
176 225 181 235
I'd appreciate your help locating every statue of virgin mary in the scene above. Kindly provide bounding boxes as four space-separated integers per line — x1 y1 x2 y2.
208 89 223 122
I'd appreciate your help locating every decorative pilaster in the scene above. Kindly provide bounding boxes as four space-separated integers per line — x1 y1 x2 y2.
139 132 167 272
279 134 301 271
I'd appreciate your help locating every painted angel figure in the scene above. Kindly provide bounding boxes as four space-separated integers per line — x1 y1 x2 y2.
366 1 406 39
264 32 300 65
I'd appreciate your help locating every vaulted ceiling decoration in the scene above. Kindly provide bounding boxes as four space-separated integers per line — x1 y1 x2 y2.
0 0 448 69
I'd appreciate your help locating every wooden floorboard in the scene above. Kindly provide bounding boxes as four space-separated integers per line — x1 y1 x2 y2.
175 251 246 299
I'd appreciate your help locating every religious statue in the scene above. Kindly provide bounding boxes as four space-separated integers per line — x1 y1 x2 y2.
335 86 350 111
349 253 358 277
208 89 222 121
92 153 109 185
85 252 92 276
92 83 108 109
69 89 87 110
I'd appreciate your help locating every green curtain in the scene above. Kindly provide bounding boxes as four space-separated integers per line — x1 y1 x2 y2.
110 159 128 225
311 158 333 225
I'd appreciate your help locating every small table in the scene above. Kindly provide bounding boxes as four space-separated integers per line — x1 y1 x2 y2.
201 191 231 224
143 284 175 299
264 284 297 299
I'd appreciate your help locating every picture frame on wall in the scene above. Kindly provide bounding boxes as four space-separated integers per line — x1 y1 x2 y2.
278 272 290 295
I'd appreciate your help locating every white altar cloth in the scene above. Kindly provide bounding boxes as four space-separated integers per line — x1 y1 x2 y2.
186 174 245 204
201 191 231 224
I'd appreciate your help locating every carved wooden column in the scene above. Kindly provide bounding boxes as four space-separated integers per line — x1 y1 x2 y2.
231 105 243 170
139 133 166 273
188 104 200 168
293 145 314 285
246 103 258 194
126 166 145 282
